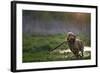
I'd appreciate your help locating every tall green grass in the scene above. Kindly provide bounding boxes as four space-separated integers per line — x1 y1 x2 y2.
23 34 68 52
23 34 91 62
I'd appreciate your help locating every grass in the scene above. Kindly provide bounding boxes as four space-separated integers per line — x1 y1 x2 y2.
23 51 91 62
22 34 91 63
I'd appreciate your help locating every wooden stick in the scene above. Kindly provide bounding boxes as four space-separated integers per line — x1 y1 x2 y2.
50 41 67 51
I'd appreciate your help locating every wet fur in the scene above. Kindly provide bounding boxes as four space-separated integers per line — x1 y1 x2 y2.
67 32 84 58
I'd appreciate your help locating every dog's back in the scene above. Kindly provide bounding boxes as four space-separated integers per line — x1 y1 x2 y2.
74 39 84 51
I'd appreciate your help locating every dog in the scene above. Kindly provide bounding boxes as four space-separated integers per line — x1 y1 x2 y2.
67 32 84 58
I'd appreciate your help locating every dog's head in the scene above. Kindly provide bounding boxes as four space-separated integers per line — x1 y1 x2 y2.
67 32 76 43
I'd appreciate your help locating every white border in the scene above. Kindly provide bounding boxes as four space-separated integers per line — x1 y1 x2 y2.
16 3 96 70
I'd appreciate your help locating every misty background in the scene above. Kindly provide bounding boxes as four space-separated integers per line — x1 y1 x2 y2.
23 10 91 37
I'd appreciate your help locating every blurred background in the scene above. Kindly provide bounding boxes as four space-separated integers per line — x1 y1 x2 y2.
23 10 91 36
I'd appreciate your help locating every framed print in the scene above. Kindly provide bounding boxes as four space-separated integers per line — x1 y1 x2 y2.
11 1 98 72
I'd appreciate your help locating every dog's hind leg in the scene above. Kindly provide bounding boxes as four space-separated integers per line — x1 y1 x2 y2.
81 49 84 57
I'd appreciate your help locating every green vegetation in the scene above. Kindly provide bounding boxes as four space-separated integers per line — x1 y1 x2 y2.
77 33 91 46
23 34 91 63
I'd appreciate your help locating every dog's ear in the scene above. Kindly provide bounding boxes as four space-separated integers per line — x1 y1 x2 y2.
67 34 70 41
73 34 76 40
67 37 69 41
